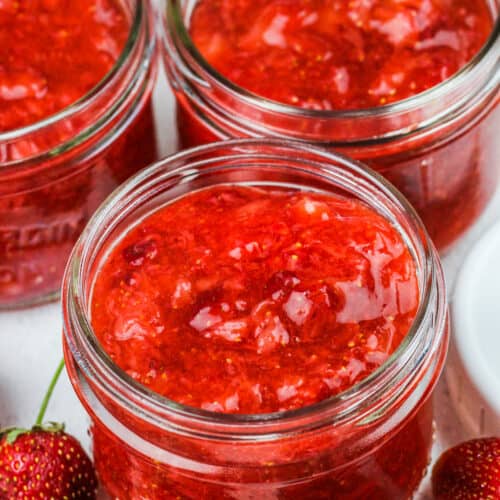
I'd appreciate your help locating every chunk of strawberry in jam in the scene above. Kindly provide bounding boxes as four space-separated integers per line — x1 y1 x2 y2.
122 238 159 267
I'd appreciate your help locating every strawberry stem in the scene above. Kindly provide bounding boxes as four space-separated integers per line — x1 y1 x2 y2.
35 359 65 427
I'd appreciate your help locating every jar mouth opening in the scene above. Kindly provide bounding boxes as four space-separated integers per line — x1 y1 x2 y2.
0 1 150 165
166 0 499 120
63 139 446 432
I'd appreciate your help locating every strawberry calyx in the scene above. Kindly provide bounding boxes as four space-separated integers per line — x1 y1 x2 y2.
0 359 66 445
0 422 65 444
1 427 29 445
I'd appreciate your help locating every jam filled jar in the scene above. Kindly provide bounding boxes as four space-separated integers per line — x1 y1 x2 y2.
63 140 449 499
161 0 500 251
0 0 158 308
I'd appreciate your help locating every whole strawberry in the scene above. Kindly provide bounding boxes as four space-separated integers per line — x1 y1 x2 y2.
432 437 500 500
0 361 97 499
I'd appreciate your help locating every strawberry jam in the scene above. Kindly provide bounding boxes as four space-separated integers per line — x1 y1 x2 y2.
63 141 449 500
0 0 158 308
86 185 431 498
0 0 128 131
91 186 419 413
163 0 498 251
189 0 492 110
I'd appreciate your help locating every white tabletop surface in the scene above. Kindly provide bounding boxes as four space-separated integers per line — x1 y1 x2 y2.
0 67 499 499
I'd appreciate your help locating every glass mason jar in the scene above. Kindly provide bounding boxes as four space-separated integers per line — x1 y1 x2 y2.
0 0 159 309
160 0 500 251
62 140 449 500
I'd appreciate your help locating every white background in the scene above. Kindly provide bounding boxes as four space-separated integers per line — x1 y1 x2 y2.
0 66 499 498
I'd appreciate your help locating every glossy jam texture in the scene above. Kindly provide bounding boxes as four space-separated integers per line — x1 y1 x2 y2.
190 0 493 109
0 0 129 131
91 185 419 414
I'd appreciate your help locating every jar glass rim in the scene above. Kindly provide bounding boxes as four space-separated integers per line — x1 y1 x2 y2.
164 0 499 120
63 139 448 435
0 0 147 144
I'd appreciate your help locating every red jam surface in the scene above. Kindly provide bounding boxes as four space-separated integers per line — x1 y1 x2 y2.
190 0 492 109
0 0 128 131
91 185 419 414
